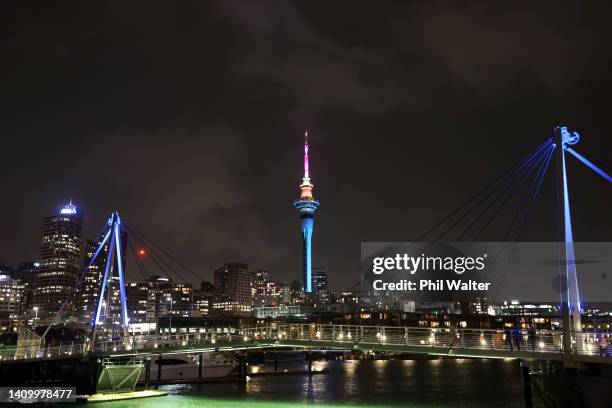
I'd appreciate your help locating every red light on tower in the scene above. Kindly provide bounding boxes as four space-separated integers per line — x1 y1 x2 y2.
138 249 146 256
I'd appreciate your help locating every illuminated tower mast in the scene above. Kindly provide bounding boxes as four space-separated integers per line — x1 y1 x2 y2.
553 125 611 336
293 129 320 293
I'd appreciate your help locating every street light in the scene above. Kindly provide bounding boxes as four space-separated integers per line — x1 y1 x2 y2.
32 307 39 330
167 296 173 334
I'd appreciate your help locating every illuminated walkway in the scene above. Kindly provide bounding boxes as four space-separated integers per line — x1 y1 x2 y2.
2 324 611 365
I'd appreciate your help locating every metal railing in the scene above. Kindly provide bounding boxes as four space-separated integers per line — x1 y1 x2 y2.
1 324 610 362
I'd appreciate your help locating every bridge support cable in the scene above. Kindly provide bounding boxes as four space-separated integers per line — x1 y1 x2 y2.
41 224 113 340
122 223 199 285
431 139 553 242
477 144 554 242
502 144 555 242
125 228 188 283
344 138 552 293
123 221 205 282
513 144 555 241
449 144 553 303
430 143 551 293
489 144 555 302
411 138 553 243
456 142 553 241
126 237 150 281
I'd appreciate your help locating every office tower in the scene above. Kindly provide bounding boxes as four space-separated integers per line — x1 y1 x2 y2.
0 274 25 331
125 282 150 323
32 202 83 317
312 268 328 293
13 262 39 310
212 262 253 316
254 269 270 307
293 130 320 293
192 281 214 316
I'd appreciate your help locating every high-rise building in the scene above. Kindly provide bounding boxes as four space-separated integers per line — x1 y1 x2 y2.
32 202 83 318
256 281 283 307
312 268 328 293
169 283 193 317
293 130 320 293
254 269 270 307
0 274 25 318
213 262 253 316
126 282 150 323
78 238 108 323
124 276 197 323
0 274 25 333
12 262 39 310
0 264 14 277
192 281 214 316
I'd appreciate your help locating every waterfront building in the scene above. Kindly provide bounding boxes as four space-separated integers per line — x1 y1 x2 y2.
211 301 253 317
254 304 313 319
491 300 559 316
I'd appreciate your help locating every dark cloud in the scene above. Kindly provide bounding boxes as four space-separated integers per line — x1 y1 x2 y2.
1 1 610 289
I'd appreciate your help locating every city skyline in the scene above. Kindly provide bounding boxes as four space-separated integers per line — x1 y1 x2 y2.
1 2 611 291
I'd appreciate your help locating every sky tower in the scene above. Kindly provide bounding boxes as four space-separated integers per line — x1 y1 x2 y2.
293 129 320 293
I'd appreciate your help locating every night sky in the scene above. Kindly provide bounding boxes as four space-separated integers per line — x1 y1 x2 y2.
1 2 611 290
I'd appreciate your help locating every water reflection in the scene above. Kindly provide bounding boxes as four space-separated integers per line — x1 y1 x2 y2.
73 359 541 408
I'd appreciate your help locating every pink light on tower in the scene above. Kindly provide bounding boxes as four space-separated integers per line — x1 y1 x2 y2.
303 129 310 180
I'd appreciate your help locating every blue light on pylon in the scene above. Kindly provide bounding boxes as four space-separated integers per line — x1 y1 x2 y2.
92 212 130 329
565 146 612 183
555 126 611 332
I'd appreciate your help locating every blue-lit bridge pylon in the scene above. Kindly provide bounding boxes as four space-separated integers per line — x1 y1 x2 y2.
89 212 130 343
552 126 611 338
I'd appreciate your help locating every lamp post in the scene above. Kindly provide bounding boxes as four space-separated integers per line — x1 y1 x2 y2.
167 296 173 335
32 307 39 330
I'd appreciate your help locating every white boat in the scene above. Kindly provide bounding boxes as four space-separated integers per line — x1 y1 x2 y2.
139 352 237 382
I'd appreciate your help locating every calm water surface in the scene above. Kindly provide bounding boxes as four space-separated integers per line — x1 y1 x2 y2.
73 359 544 408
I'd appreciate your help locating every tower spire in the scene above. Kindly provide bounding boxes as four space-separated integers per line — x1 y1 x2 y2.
300 129 314 200
303 128 310 181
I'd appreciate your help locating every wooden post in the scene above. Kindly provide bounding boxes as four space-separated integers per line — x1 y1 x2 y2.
520 360 533 408
198 353 203 379
238 354 247 381
307 350 312 375
157 353 162 383
144 358 151 389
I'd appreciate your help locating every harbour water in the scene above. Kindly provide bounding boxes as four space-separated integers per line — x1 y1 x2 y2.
72 358 545 408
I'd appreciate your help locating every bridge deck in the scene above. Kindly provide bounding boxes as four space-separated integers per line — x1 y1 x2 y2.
1 324 610 365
